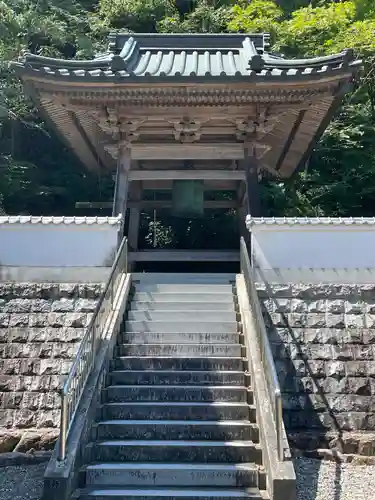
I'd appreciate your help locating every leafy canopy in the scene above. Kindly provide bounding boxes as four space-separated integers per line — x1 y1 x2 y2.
1 0 375 222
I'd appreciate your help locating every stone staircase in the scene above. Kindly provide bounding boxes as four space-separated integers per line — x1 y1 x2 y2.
76 274 268 500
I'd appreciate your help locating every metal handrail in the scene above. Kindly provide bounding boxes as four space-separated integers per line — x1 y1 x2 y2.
58 237 128 461
240 237 284 461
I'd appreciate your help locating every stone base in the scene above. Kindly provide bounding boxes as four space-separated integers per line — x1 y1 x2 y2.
0 451 51 466
289 430 375 457
292 448 375 465
0 428 58 453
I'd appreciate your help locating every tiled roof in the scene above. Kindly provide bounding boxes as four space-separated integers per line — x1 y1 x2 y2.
0 216 122 225
12 33 361 82
246 217 375 227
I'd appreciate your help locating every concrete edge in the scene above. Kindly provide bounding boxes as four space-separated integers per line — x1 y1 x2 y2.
42 273 132 500
236 274 296 500
253 267 375 284
0 266 111 283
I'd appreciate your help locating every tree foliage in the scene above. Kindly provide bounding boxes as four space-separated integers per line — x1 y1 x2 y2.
275 2 356 56
227 1 283 37
98 0 179 32
0 0 375 238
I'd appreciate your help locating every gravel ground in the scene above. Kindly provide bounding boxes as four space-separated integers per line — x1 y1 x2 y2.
0 459 374 499
294 458 375 500
0 463 45 500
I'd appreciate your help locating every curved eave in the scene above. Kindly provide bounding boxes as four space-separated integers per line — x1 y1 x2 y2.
12 60 361 86
21 81 105 173
262 49 358 69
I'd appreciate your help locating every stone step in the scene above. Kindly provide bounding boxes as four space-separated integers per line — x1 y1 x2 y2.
133 293 234 303
125 321 238 334
133 273 236 284
78 486 267 500
135 285 234 293
94 420 259 442
131 302 236 312
85 463 262 488
103 386 250 404
121 332 240 345
117 344 242 357
89 440 263 464
110 357 244 372
102 402 256 422
127 311 237 322
108 370 246 386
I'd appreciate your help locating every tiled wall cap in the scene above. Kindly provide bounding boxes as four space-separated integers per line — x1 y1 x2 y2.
246 216 375 227
0 215 122 225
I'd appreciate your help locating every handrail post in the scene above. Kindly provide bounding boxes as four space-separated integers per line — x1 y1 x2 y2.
59 393 68 461
124 239 128 273
275 389 283 461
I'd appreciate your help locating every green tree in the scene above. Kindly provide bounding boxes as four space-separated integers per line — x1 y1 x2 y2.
276 2 356 56
0 0 107 215
158 0 233 33
98 0 178 32
227 0 283 37
0 0 375 225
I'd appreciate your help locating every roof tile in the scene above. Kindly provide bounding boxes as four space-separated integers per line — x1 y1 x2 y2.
12 33 361 82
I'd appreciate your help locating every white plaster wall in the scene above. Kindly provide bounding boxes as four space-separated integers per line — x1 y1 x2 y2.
0 218 120 267
248 219 375 271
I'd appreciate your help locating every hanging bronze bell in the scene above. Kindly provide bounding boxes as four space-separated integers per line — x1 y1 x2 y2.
172 180 204 218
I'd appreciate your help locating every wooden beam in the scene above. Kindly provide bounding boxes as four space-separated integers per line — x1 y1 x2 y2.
76 202 112 209
136 200 237 209
290 90 347 177
129 170 246 181
108 143 246 160
275 110 306 172
129 250 240 263
141 180 237 190
76 200 237 210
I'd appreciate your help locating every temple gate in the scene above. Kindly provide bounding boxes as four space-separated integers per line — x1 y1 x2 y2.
13 33 360 265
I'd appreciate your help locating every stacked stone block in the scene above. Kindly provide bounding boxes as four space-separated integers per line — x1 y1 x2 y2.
257 283 375 453
0 283 104 435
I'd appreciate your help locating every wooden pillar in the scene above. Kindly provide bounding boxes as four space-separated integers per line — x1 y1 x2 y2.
236 181 248 241
245 148 262 217
239 147 262 217
238 147 261 262
112 145 131 243
128 181 142 251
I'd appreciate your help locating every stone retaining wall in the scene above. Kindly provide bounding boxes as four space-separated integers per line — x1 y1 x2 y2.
257 283 375 455
0 282 104 452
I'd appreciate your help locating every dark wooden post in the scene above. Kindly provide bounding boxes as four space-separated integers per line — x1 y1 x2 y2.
112 144 131 245
236 181 248 241
243 146 261 217
238 146 262 263
128 181 142 251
